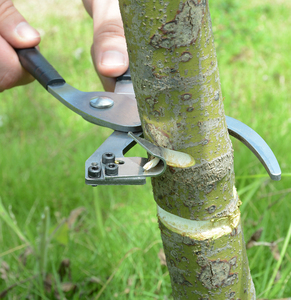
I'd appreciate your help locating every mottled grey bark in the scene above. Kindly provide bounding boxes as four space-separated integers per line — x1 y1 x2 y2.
119 0 256 298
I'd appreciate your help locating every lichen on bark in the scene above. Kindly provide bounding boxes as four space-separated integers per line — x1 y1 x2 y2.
159 220 255 299
119 0 256 298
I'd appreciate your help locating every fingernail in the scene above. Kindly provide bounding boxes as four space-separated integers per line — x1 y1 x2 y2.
15 22 40 40
101 51 126 66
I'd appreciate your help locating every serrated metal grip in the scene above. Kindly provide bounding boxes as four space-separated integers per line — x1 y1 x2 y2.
16 47 65 90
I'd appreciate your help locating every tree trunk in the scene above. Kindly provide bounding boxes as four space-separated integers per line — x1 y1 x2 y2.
119 0 256 298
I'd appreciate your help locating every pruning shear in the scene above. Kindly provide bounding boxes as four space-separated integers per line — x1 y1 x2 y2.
16 48 281 186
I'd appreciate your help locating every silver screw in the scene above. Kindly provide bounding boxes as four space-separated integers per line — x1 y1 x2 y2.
90 97 114 109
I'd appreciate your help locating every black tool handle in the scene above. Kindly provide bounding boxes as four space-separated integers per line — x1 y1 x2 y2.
15 47 65 90
116 68 131 82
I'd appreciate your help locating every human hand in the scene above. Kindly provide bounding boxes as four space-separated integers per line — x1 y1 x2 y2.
0 0 41 92
82 0 129 92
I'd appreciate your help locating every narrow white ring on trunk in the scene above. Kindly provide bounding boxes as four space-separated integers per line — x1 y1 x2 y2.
157 187 240 241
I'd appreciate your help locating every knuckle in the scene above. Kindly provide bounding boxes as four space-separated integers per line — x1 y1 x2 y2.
0 71 15 91
95 22 125 40
0 0 18 22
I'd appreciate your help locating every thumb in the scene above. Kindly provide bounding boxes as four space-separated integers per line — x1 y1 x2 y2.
91 0 128 91
0 0 40 48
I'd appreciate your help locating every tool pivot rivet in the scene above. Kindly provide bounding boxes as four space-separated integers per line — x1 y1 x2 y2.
90 97 114 109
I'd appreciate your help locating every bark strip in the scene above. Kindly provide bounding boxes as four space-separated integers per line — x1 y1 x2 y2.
157 187 241 241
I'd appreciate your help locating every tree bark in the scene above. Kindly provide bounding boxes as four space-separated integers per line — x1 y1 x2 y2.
119 0 256 298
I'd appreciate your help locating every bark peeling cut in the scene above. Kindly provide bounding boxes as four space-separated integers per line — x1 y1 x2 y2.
157 187 241 241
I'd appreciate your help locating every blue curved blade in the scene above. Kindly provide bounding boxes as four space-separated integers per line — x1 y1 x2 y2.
226 116 281 181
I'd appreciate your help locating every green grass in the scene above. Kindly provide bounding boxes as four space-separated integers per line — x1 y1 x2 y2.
0 0 290 298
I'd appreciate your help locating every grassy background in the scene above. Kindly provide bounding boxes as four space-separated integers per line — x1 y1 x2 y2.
0 0 290 298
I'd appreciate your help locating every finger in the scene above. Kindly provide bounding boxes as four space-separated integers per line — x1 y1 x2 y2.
97 72 116 92
0 0 40 91
82 0 93 18
0 0 40 48
91 0 128 88
0 36 34 92
91 44 118 92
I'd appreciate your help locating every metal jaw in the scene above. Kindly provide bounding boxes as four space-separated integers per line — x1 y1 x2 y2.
85 116 282 186
16 48 281 186
85 131 167 186
226 116 281 181
48 83 141 133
